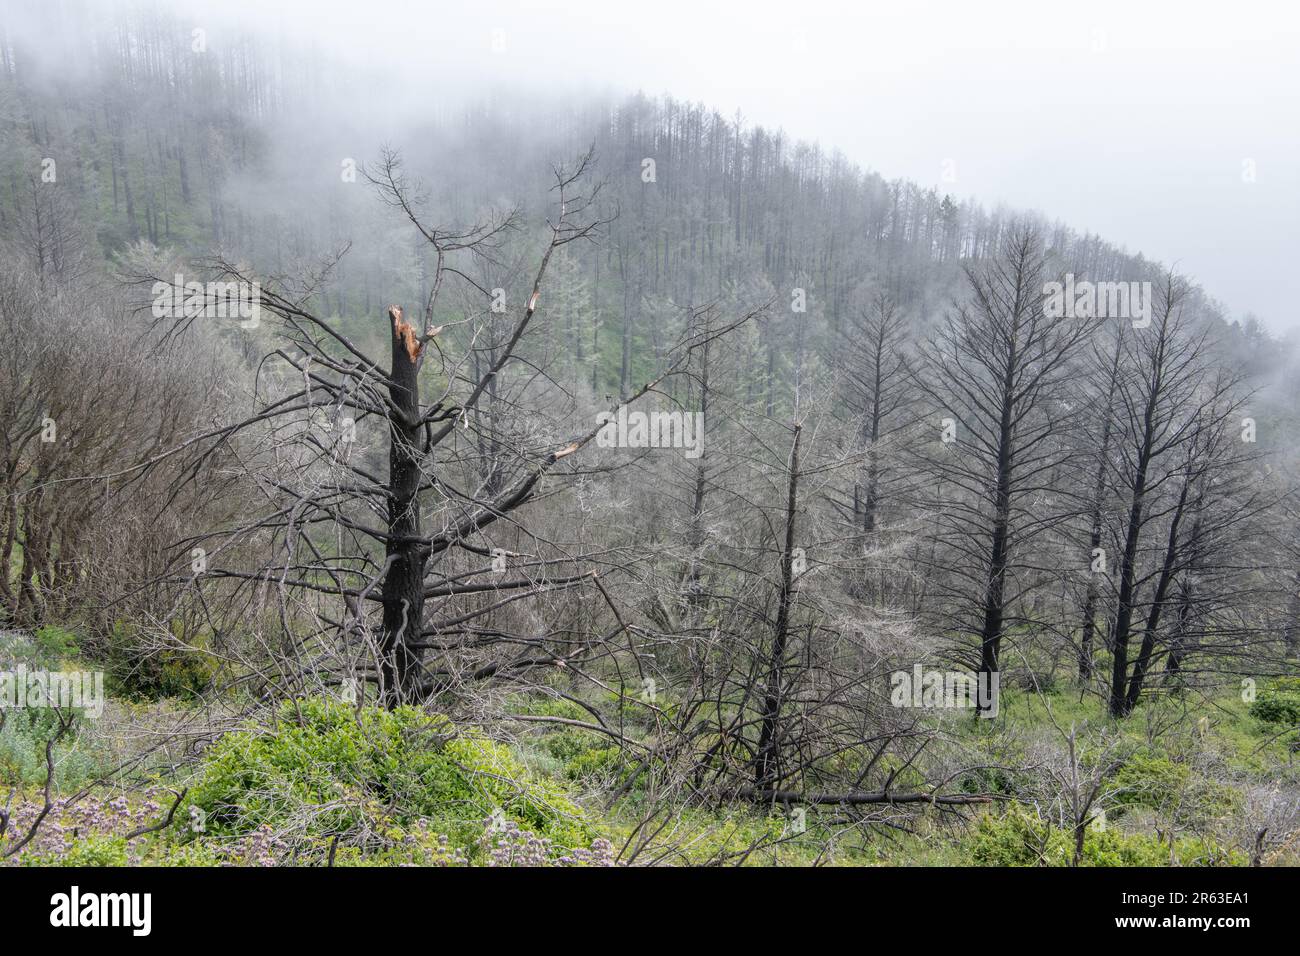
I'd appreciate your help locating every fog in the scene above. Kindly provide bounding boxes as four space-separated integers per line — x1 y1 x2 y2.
17 0 1290 329
3 0 1299 878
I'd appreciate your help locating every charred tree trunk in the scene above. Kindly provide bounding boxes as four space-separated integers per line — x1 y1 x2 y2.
1079 333 1123 682
976 348 1017 705
1165 497 1205 677
1110 353 1164 717
861 326 884 535
755 423 801 791
1124 475 1191 710
379 306 427 705
1109 476 1147 717
686 333 711 607
1283 570 1300 659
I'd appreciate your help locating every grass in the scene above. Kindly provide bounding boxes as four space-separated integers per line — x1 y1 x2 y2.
2 633 1295 866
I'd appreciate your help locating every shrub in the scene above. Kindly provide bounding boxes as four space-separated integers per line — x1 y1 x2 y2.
100 621 215 701
565 745 625 783
1249 679 1300 726
0 710 109 789
32 626 80 664
969 806 1244 866
543 727 605 765
1112 752 1189 813
182 697 596 861
21 835 130 867
1111 751 1239 826
511 696 591 721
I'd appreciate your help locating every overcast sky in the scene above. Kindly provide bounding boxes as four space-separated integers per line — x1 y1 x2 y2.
86 0 1300 332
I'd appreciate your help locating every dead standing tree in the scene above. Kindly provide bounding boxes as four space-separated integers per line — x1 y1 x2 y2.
358 147 581 703
913 226 1092 707
146 148 756 710
754 422 801 790
1075 320 1126 684
839 291 911 538
146 150 615 706
1104 276 1262 715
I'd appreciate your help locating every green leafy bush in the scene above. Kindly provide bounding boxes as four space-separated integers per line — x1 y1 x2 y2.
1112 752 1188 812
0 710 108 789
958 765 1017 796
1249 678 1300 725
101 621 215 701
32 626 80 664
183 697 595 859
565 745 625 783
19 835 226 867
970 806 1244 867
1111 751 1239 826
542 727 604 764
21 835 130 867
511 696 591 721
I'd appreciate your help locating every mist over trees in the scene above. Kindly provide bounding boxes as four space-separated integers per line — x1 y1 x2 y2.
0 1 1297 870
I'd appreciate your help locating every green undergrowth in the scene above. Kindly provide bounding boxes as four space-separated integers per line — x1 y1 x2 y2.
179 697 596 861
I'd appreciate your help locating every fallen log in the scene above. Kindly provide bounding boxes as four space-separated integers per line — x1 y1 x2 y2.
739 787 996 806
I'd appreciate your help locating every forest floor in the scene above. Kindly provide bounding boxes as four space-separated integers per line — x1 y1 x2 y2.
2 626 1298 866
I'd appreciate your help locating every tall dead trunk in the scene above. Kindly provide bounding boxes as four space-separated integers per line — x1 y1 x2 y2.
1283 570 1300 659
755 424 801 791
976 333 1018 704
1080 333 1123 682
1109 472 1148 717
1164 504 1203 677
379 306 427 705
686 334 711 607
861 320 885 534
1109 347 1168 716
1124 475 1191 710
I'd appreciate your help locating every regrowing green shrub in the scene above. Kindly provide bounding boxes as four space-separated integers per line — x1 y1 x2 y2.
1249 678 1300 726
1111 751 1240 826
183 697 596 860
970 806 1244 867
101 621 215 701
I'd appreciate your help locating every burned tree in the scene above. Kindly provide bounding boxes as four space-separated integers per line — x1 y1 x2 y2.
914 225 1091 705
1104 277 1262 714
753 422 802 790
1074 320 1126 683
840 291 912 538
140 150 639 706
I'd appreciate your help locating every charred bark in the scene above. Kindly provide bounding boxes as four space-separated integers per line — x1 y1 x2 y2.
755 423 801 791
378 305 427 705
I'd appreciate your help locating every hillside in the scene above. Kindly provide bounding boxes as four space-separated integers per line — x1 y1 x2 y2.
0 1 1297 881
